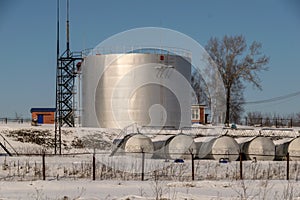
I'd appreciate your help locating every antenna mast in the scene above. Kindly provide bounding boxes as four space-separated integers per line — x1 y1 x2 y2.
54 0 60 154
66 0 70 56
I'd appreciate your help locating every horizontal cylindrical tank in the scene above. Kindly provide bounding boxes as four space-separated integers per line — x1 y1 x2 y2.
112 133 154 158
166 134 196 159
152 134 196 159
195 136 216 159
196 136 240 161
274 138 294 160
288 137 300 161
124 134 154 155
81 53 191 129
240 137 275 161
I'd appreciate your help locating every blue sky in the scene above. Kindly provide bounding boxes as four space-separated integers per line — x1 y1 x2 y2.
0 0 299 118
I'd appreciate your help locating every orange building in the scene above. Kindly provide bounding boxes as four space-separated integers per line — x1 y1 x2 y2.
30 108 56 124
191 105 206 124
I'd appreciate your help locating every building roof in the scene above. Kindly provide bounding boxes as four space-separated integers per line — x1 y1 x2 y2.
191 104 206 108
30 108 56 113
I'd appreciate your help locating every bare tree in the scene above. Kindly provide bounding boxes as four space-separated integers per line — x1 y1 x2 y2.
205 35 269 125
246 111 263 126
191 70 210 106
230 79 245 123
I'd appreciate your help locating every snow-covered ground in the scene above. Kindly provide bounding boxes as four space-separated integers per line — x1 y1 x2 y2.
1 123 300 199
1 180 300 199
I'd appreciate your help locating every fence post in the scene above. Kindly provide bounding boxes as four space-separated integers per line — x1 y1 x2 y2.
92 151 96 181
191 152 195 181
239 153 243 180
141 150 145 181
42 153 46 180
287 152 289 180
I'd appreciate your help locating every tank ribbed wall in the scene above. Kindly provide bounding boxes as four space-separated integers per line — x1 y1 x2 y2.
82 53 191 129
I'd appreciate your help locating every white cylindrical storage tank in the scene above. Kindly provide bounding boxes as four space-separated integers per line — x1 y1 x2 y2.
111 133 154 158
124 134 154 157
196 136 239 161
152 135 174 159
274 138 294 160
211 136 240 161
81 52 191 129
165 134 196 160
245 137 275 161
195 136 216 159
288 137 300 161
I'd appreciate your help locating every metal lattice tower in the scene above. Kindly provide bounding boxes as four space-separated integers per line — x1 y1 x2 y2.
55 0 82 154
56 51 82 126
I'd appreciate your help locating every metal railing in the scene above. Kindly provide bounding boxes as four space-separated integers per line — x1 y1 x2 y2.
81 46 192 58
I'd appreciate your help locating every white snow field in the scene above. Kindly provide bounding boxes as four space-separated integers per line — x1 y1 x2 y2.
1 180 300 199
1 123 300 199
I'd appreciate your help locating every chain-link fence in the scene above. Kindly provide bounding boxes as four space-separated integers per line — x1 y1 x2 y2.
1 152 299 182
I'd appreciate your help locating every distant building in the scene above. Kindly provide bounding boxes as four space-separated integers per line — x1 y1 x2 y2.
30 108 56 124
191 105 206 124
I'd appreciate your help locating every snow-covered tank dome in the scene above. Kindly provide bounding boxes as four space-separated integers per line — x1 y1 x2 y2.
124 134 154 155
165 134 196 159
211 136 240 161
288 137 300 161
247 137 275 161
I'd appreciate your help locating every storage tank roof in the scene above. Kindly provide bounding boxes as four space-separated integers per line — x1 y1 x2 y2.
151 135 174 142
194 136 216 143
235 137 256 144
83 46 192 58
273 137 294 145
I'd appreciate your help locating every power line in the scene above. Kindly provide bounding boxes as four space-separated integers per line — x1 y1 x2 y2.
244 90 300 105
